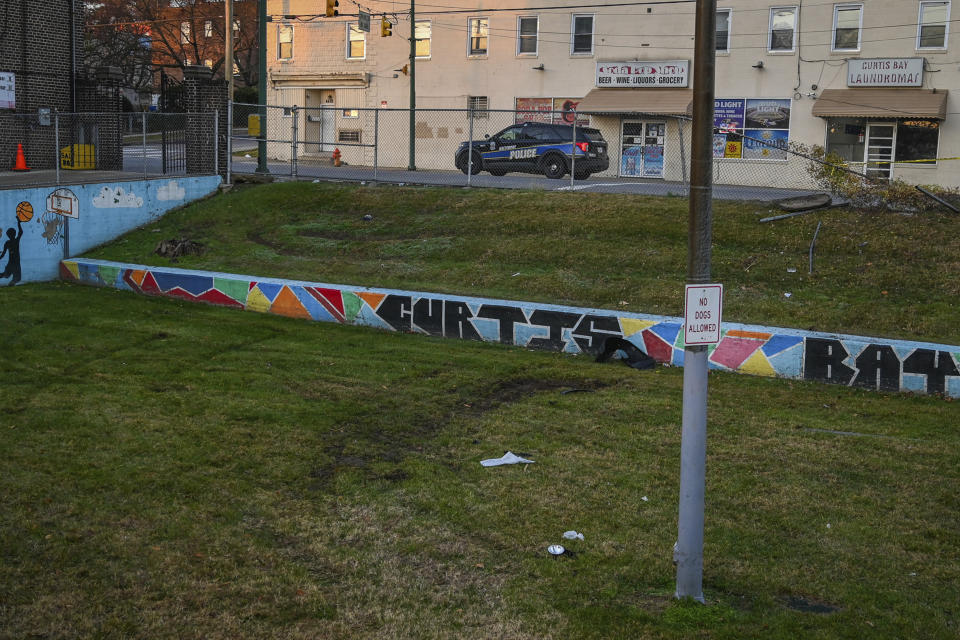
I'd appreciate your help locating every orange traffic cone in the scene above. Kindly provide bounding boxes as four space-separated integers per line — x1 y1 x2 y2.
11 143 30 172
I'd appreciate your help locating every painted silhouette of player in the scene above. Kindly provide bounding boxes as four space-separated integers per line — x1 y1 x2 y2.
0 217 23 286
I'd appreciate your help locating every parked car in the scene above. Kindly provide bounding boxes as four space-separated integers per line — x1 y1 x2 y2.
455 121 609 179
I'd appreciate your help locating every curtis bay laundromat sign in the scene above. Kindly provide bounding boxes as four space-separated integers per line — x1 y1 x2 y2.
596 60 689 87
848 58 924 87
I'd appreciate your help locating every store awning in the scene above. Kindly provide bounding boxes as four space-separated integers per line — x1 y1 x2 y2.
270 71 369 88
812 88 949 119
576 88 693 116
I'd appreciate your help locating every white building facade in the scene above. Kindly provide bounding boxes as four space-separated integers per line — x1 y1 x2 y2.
264 0 957 188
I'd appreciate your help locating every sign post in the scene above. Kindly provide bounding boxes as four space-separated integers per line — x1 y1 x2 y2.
676 0 717 605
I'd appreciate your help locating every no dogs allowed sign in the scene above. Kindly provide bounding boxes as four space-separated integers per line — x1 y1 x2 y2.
684 284 723 345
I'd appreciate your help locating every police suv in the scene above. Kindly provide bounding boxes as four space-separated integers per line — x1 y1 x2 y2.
454 121 609 179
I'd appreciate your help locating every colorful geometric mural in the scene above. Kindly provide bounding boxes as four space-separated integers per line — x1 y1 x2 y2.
60 258 960 399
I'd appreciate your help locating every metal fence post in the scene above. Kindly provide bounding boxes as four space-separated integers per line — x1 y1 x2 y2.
291 105 298 178
467 106 474 187
679 118 689 187
570 114 577 188
226 99 233 184
214 109 219 177
54 112 60 186
374 108 380 183
142 111 147 179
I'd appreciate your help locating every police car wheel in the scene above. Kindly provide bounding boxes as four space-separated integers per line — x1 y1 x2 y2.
456 151 482 175
574 168 591 180
542 154 567 179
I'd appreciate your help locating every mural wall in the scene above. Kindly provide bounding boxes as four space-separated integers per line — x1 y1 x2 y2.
60 259 960 398
0 177 221 284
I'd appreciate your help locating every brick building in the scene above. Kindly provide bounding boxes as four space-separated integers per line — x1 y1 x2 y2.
0 0 122 170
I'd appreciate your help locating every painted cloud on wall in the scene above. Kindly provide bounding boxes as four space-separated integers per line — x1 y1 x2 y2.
157 180 186 201
92 186 143 209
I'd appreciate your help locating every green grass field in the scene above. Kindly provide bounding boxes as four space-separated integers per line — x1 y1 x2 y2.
2 183 959 638
85 182 960 344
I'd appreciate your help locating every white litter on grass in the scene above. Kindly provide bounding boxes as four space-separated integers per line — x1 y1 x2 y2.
563 531 584 541
244 154 252 158
787 268 797 273
480 451 535 467
784 292 793 298
547 544 566 555
511 272 522 277
641 496 649 502
826 523 831 529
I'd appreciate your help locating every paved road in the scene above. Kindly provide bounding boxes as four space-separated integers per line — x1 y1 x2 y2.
116 143 818 202
227 156 819 201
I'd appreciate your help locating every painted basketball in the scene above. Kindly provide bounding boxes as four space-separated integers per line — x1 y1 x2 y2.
16 201 33 223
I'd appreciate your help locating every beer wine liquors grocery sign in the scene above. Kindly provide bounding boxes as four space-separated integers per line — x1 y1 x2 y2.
848 58 924 87
596 61 689 87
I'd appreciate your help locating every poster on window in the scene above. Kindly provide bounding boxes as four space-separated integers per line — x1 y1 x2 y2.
713 134 743 159
714 99 745 132
0 72 14 110
642 144 664 177
744 99 791 130
621 146 643 176
742 129 789 160
553 98 590 126
515 98 553 123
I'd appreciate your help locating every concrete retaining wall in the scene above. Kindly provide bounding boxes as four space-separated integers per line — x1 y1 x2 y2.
59 259 960 398
0 176 221 285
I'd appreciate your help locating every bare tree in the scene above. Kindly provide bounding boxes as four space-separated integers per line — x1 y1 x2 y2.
85 0 258 91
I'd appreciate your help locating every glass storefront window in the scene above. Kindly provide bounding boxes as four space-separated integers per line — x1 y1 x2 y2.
825 118 866 162
895 120 939 164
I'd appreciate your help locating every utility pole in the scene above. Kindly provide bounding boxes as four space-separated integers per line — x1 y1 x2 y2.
225 0 234 102
675 0 716 604
407 0 416 171
256 0 269 173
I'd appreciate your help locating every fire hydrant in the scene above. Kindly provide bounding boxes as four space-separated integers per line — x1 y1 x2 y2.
332 148 342 167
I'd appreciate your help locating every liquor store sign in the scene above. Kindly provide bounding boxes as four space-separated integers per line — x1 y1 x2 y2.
847 58 923 87
596 60 689 88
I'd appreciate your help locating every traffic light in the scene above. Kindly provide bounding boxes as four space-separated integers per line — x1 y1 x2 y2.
325 0 338 17
381 18 392 37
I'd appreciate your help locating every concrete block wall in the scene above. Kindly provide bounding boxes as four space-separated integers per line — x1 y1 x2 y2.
0 176 221 285
59 260 960 399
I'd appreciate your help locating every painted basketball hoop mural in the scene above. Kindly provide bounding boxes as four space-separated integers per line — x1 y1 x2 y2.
47 188 79 219
39 188 79 246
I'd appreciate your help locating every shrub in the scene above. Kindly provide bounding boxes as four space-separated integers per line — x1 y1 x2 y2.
794 143 959 213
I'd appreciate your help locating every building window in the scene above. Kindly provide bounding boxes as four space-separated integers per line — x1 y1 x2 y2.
571 14 594 55
203 58 213 68
825 118 866 162
826 118 940 165
233 19 240 39
347 23 365 59
918 1 950 49
338 130 361 143
517 16 538 55
832 4 862 51
278 24 293 60
342 109 359 118
469 18 488 56
415 20 431 58
204 20 213 38
896 120 940 164
180 21 191 44
768 7 797 51
468 95 489 118
716 9 731 53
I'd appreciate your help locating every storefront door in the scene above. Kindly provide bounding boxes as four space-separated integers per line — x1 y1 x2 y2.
865 123 896 180
620 121 666 178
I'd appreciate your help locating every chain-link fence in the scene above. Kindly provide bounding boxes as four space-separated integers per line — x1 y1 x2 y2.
228 103 856 200
1 112 219 188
